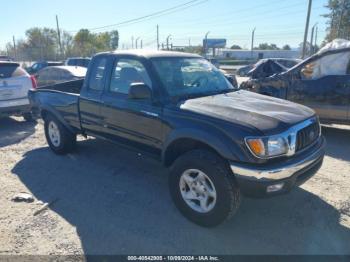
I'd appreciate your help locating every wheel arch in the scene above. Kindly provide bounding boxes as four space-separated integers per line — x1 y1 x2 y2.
162 129 240 167
40 106 76 134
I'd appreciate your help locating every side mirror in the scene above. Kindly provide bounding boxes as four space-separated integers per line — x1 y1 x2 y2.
128 83 152 100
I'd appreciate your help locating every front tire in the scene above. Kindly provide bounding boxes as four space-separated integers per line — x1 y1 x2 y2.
169 149 241 227
44 115 76 155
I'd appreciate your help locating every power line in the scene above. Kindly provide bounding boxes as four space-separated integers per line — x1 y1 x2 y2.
67 0 208 33
163 0 307 27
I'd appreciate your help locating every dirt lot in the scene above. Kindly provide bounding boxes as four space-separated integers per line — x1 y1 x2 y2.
0 117 349 255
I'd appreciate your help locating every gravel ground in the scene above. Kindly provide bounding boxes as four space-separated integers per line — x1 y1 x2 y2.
0 117 349 255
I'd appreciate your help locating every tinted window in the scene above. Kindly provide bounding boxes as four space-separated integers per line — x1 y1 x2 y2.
0 64 26 78
61 70 73 80
109 59 152 94
89 57 108 91
38 69 49 81
67 59 76 66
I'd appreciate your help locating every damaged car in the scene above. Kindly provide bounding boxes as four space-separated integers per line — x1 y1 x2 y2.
241 39 350 125
237 58 301 77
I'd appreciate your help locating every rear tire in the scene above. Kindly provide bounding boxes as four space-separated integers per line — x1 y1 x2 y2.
44 115 76 155
169 149 241 227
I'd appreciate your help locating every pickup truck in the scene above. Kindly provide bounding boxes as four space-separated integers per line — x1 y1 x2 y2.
29 50 326 227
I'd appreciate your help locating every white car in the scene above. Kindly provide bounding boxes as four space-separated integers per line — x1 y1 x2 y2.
0 62 37 121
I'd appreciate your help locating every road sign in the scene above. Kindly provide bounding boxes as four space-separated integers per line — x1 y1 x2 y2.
203 39 227 48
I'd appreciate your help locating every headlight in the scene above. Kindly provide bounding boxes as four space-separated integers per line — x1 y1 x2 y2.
246 136 289 158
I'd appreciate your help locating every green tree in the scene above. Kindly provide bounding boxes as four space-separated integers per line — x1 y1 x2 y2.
110 30 119 49
230 44 242 49
74 29 96 56
282 44 291 50
324 0 350 41
25 27 58 60
255 43 280 50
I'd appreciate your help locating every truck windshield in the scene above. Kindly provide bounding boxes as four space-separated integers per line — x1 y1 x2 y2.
152 57 235 99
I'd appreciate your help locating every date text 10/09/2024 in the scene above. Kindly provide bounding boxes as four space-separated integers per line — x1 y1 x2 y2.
127 256 220 261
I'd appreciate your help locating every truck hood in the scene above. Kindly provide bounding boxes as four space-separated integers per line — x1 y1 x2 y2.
180 90 315 135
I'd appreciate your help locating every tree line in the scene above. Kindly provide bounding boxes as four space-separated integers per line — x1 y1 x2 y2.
324 0 350 41
1 28 119 61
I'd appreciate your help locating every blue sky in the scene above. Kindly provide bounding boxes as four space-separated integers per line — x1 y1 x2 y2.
0 0 328 50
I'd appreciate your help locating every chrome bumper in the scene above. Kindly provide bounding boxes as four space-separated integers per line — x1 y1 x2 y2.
230 137 326 182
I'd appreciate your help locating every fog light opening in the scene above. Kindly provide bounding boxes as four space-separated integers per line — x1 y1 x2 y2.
267 183 285 193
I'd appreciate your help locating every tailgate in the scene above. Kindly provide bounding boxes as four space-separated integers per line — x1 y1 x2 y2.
0 76 31 101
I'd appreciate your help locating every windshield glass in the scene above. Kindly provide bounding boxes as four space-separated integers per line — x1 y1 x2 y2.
152 57 235 98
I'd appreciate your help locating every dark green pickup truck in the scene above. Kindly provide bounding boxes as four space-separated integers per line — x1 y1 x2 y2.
29 50 325 227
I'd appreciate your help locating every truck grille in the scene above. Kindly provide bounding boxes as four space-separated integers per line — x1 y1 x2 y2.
296 122 320 152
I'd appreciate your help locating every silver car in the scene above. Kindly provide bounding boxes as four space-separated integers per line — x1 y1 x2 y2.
0 62 37 121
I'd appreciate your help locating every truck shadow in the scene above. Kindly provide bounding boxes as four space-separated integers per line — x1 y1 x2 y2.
322 125 350 161
0 117 37 147
12 138 350 255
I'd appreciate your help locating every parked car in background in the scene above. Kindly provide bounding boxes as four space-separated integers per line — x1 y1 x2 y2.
0 55 13 61
65 57 91 68
26 61 64 76
241 40 350 125
237 64 254 77
237 58 302 77
36 66 87 88
0 62 37 120
29 50 325 227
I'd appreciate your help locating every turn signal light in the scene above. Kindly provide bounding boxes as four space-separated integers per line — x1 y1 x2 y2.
246 139 265 157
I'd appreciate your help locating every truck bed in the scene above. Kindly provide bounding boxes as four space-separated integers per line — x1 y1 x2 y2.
29 86 81 132
37 79 84 94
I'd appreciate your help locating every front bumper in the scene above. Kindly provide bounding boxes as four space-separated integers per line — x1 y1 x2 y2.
230 136 326 197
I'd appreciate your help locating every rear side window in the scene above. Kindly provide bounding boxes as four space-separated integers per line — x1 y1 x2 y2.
109 59 152 94
0 64 26 78
67 60 76 66
88 57 108 91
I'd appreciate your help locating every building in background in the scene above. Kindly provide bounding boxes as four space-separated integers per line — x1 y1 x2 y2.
218 49 300 60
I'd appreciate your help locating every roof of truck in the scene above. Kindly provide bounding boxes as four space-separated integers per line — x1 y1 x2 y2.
100 50 202 59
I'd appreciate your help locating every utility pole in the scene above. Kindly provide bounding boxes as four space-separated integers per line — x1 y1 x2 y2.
314 26 318 51
166 35 172 50
131 36 134 49
310 23 318 55
157 25 160 50
251 27 256 60
56 15 63 59
204 31 210 58
136 37 140 49
310 27 315 56
12 36 17 61
302 0 312 59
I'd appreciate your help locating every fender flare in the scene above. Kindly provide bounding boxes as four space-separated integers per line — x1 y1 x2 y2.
39 105 76 134
161 128 242 164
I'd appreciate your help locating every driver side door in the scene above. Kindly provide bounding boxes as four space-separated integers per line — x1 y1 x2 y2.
100 57 163 153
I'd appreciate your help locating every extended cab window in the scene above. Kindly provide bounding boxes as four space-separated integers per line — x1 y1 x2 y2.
89 57 107 90
301 52 350 80
109 59 152 94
